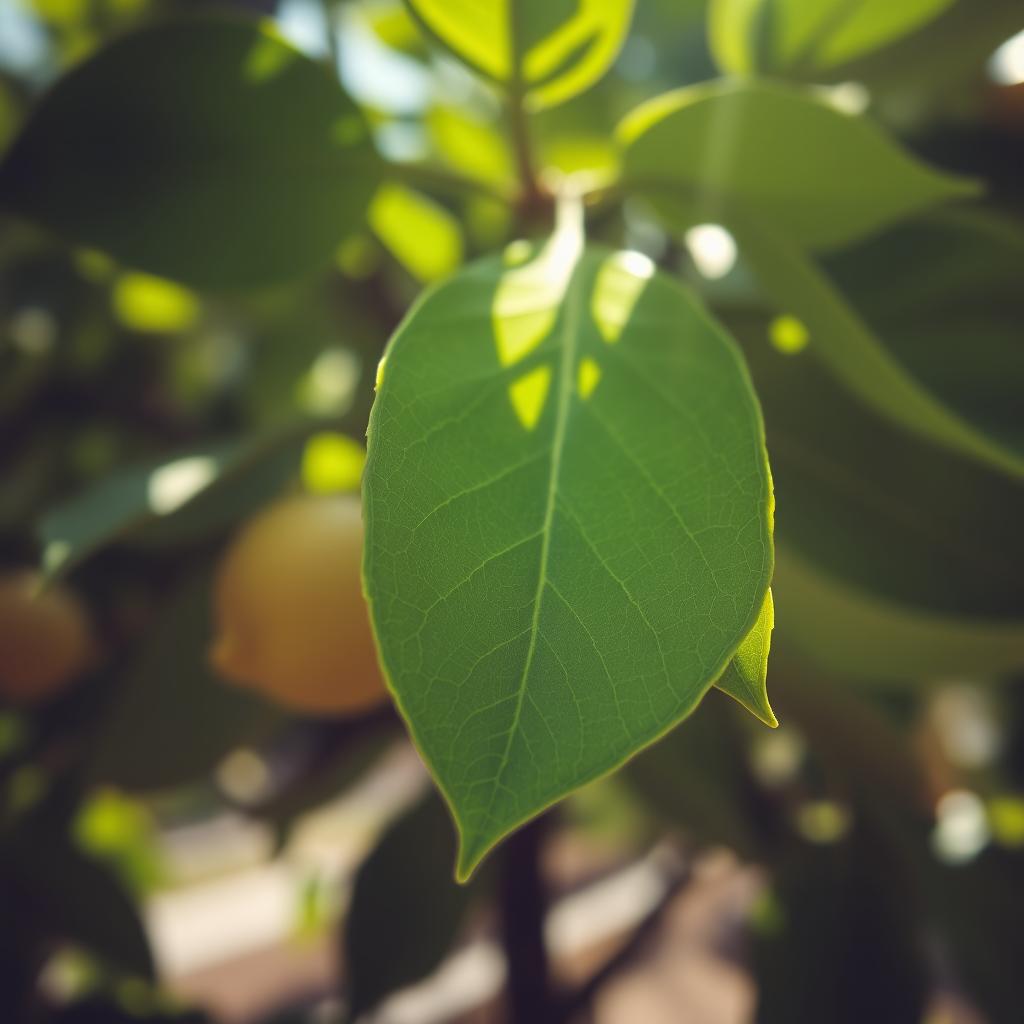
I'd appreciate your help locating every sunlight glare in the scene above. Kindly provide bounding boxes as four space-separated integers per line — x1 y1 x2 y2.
685 224 737 280
493 198 583 367
989 29 1024 86
591 250 654 345
932 789 989 865
577 357 602 400
147 456 218 516
509 365 552 431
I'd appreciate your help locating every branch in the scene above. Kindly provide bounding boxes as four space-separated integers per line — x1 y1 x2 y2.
501 813 558 1023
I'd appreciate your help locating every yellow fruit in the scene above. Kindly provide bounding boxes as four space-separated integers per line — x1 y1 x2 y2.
210 493 390 715
0 570 93 705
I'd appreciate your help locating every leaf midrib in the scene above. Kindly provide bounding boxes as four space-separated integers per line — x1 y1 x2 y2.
481 254 585 833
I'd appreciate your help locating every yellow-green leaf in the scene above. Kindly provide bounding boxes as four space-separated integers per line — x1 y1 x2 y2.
404 0 635 109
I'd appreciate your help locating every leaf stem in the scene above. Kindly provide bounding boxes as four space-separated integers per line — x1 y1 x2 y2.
506 2 547 218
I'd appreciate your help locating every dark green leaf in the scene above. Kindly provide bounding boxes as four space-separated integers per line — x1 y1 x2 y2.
87 574 281 792
625 690 769 858
822 209 1024 474
344 795 482 1017
364 203 773 878
618 79 976 251
772 546 1024 681
1 826 154 979
735 313 1024 624
927 848 1024 1022
752 821 927 1024
731 213 1024 479
0 16 377 287
38 425 311 579
404 0 634 109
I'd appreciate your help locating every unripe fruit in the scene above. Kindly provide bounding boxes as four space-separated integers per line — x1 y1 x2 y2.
0 570 93 705
210 493 389 715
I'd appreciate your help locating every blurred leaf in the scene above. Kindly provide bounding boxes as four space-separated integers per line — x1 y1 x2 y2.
750 667 930 1021
618 79 976 251
404 0 635 109
38 425 311 578
369 183 464 282
87 573 281 792
427 105 513 188
255 728 394 847
365 0 428 58
732 214 1024 479
0 822 154 979
0 16 378 287
715 588 777 728
928 847 1024 1021
752 820 927 1024
364 204 773 879
626 691 769 858
709 0 956 76
773 546 1024 681
825 0 1023 103
824 210 1024 471
344 795 483 1018
735 314 1024 621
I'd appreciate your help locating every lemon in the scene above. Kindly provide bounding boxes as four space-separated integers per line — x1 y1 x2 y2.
0 569 93 705
210 493 389 715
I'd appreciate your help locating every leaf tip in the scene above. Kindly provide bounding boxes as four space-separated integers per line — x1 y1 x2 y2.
453 839 487 886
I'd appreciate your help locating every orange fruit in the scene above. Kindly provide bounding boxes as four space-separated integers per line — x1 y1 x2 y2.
210 493 389 715
0 569 93 705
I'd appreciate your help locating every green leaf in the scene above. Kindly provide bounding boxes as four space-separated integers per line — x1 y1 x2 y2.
364 201 773 880
617 79 977 251
344 795 483 1017
38 425 311 579
715 588 776 727
732 213 1024 479
403 0 635 109
0 16 377 288
709 0 957 76
732 310 1024 622
87 574 281 792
